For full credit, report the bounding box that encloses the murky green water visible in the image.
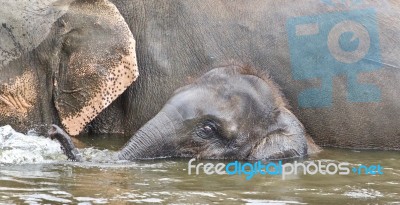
[0,127,399,204]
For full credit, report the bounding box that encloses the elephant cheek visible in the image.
[54,0,139,136]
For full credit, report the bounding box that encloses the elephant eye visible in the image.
[196,120,220,139]
[202,124,216,134]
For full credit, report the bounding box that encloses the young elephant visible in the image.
[50,65,319,161]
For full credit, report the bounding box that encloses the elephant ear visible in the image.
[249,108,310,159]
[54,0,138,135]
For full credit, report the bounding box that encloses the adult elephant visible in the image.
[0,0,139,135]
[105,0,400,150]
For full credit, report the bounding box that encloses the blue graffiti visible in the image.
[287,9,381,108]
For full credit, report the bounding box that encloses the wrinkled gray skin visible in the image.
[104,0,400,150]
[50,65,319,160]
[2,0,320,160]
[0,0,138,135]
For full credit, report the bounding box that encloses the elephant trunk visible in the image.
[117,110,178,160]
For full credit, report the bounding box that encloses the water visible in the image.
[0,126,399,204]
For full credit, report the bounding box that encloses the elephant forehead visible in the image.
[0,0,74,67]
[169,86,259,120]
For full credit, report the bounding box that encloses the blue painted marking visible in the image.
[287,9,381,108]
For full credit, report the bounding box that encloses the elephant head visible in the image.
[117,65,318,160]
[0,0,138,135]
[51,65,319,161]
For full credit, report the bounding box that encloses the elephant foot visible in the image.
[48,125,82,162]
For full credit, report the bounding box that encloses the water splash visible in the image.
[0,125,121,164]
[0,125,67,164]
